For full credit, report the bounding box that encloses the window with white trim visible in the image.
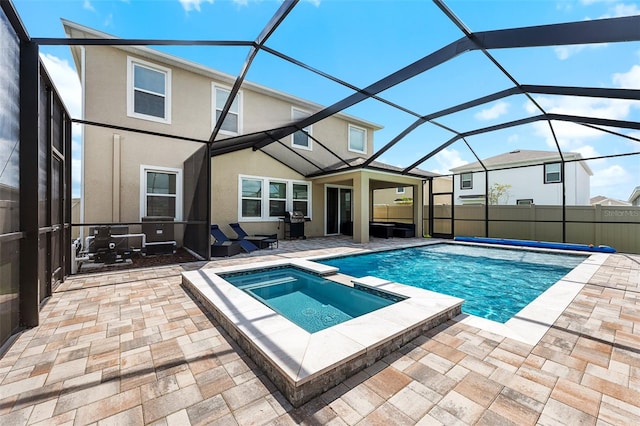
[140,166,182,220]
[127,57,171,123]
[396,187,405,194]
[292,183,309,216]
[291,107,312,150]
[213,85,241,135]
[460,173,473,189]
[241,178,262,218]
[348,124,366,154]
[544,163,562,183]
[269,181,287,217]
[239,175,311,220]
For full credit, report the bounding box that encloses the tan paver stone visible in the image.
[445,364,469,382]
[388,386,434,421]
[195,365,236,400]
[419,352,455,374]
[29,407,76,426]
[290,397,337,425]
[97,406,144,426]
[454,371,503,408]
[489,389,542,426]
[141,375,180,402]
[27,398,58,424]
[550,377,601,417]
[339,383,385,417]
[75,387,141,425]
[440,390,485,424]
[165,408,190,426]
[53,381,120,416]
[475,408,519,426]
[425,405,467,426]
[581,372,640,407]
[457,355,497,378]
[45,357,88,385]
[359,401,415,426]
[404,362,456,396]
[234,397,279,426]
[0,405,32,425]
[221,377,270,411]
[363,366,412,399]
[186,394,231,426]
[142,383,203,424]
[516,364,558,389]
[598,394,640,425]
[326,397,362,425]
[537,398,596,426]
[0,374,47,400]
[506,373,552,404]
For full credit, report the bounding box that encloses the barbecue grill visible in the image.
[283,211,306,239]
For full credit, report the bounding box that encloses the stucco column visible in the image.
[112,133,121,222]
[414,182,424,237]
[353,172,370,243]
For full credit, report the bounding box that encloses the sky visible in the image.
[12,0,640,201]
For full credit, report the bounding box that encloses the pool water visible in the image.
[221,267,404,333]
[320,244,586,323]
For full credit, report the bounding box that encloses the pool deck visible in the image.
[1,236,639,425]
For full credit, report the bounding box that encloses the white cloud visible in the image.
[599,2,640,17]
[612,64,640,89]
[507,134,519,143]
[40,54,82,119]
[83,0,95,12]
[179,0,214,12]
[591,163,632,188]
[474,101,509,121]
[432,148,467,174]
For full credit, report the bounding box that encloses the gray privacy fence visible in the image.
[373,204,640,254]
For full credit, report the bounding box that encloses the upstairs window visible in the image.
[544,163,562,183]
[396,187,405,194]
[460,173,473,189]
[128,57,171,123]
[291,108,312,150]
[213,85,242,135]
[348,124,366,154]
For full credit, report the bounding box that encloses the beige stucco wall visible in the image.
[81,43,379,244]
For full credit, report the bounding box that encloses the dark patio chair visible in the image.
[210,224,257,253]
[229,222,278,249]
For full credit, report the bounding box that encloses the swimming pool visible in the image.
[221,267,405,333]
[319,243,586,323]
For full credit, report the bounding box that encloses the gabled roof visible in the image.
[450,149,593,175]
[629,186,640,204]
[590,196,631,206]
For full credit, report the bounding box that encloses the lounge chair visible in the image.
[210,224,258,253]
[229,223,278,249]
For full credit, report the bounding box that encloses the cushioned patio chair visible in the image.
[229,222,278,249]
[210,224,258,253]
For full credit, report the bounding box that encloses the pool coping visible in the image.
[181,258,463,407]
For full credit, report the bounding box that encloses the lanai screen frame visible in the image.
[31,0,640,247]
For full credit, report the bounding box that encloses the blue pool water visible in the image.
[221,267,404,333]
[319,244,586,323]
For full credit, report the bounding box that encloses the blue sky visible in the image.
[13,0,640,201]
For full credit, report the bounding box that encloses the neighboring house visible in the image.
[64,20,431,245]
[590,195,631,207]
[450,149,593,206]
[373,176,454,206]
[629,186,640,207]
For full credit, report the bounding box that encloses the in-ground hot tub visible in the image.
[182,259,463,407]
[221,266,405,333]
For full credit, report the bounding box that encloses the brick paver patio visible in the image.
[0,237,638,425]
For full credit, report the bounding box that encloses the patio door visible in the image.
[325,186,352,235]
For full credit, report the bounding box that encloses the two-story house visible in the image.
[450,149,593,206]
[64,20,429,247]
